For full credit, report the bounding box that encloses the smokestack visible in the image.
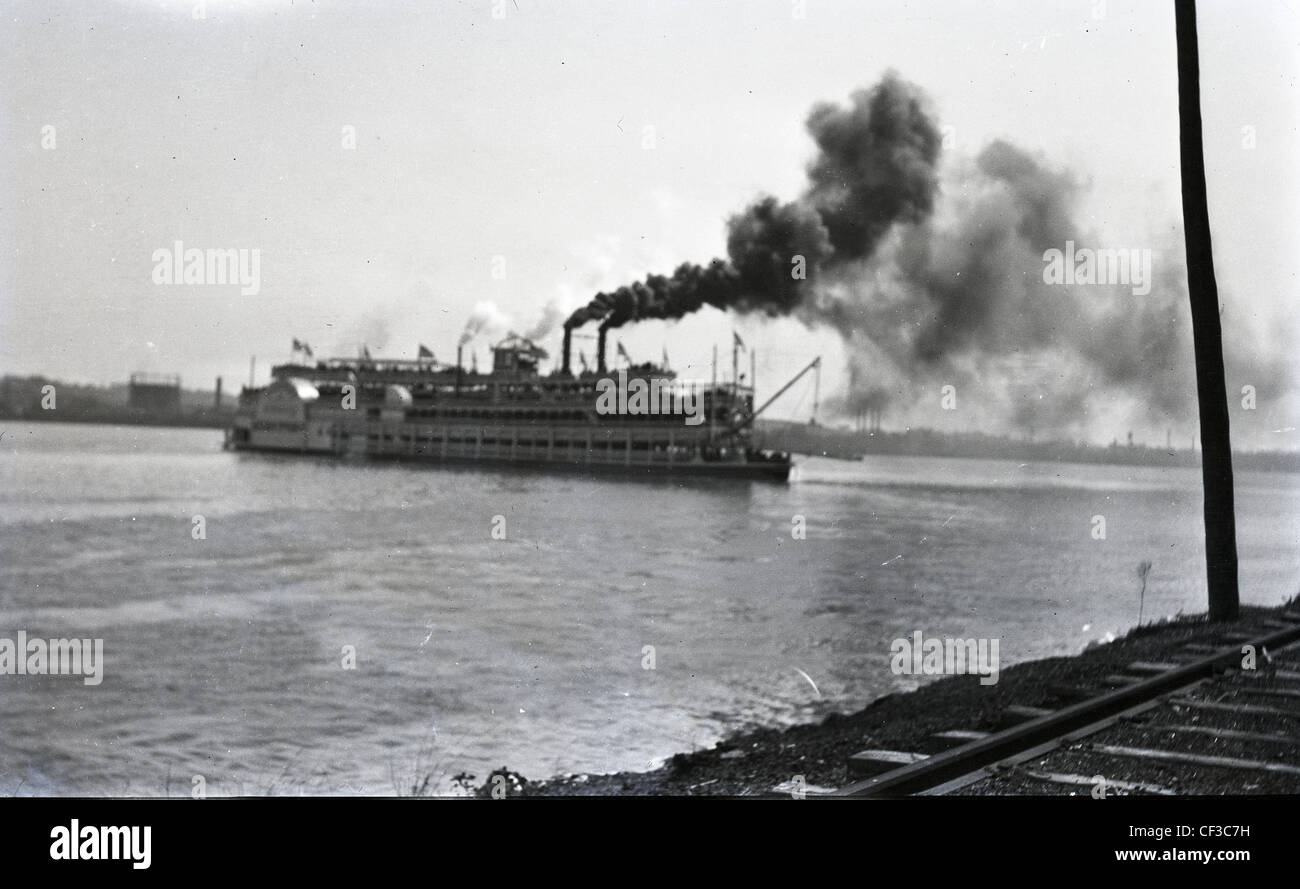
[597,327,608,375]
[214,376,222,409]
[562,327,572,375]
[456,344,463,394]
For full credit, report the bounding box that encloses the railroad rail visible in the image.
[827,611,1300,797]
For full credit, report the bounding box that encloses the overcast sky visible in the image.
[1,0,1295,444]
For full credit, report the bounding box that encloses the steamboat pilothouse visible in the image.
[226,326,819,482]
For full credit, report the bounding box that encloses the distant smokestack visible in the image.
[562,327,572,375]
[214,376,222,409]
[456,344,463,394]
[597,327,608,375]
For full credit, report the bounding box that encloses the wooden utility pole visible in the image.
[1175,0,1239,621]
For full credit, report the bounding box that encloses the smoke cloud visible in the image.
[817,139,1199,438]
[524,299,566,343]
[558,70,1286,441]
[459,300,512,347]
[564,71,942,335]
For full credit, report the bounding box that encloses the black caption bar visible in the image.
[1,796,1286,875]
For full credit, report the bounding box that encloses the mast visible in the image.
[710,343,717,443]
[729,356,821,432]
[732,336,739,395]
[811,359,820,425]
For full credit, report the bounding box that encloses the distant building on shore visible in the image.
[128,372,181,418]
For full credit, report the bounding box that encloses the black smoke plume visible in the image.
[563,71,942,336]
[560,71,1286,441]
[810,137,1208,439]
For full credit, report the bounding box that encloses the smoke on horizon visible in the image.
[546,71,1289,442]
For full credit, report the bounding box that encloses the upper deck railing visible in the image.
[267,359,755,405]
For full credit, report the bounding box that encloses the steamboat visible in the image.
[225,325,819,482]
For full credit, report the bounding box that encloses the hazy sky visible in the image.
[1,0,1296,444]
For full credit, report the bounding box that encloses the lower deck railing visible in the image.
[336,423,749,465]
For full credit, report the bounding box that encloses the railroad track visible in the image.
[828,611,1300,797]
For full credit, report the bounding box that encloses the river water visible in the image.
[0,422,1295,795]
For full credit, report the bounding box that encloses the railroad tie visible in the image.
[847,749,929,779]
[1089,743,1300,776]
[1169,697,1300,719]
[1144,723,1297,746]
[1228,667,1300,682]
[1238,686,1300,701]
[930,730,992,750]
[1125,661,1184,675]
[1017,768,1175,796]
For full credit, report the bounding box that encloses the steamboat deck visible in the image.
[226,334,799,482]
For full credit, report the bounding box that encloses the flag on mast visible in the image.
[617,341,632,364]
[417,344,434,360]
[733,330,746,351]
[662,346,669,369]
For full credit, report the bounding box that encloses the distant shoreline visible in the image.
[756,419,1300,474]
[3,412,1297,473]
[0,412,229,430]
